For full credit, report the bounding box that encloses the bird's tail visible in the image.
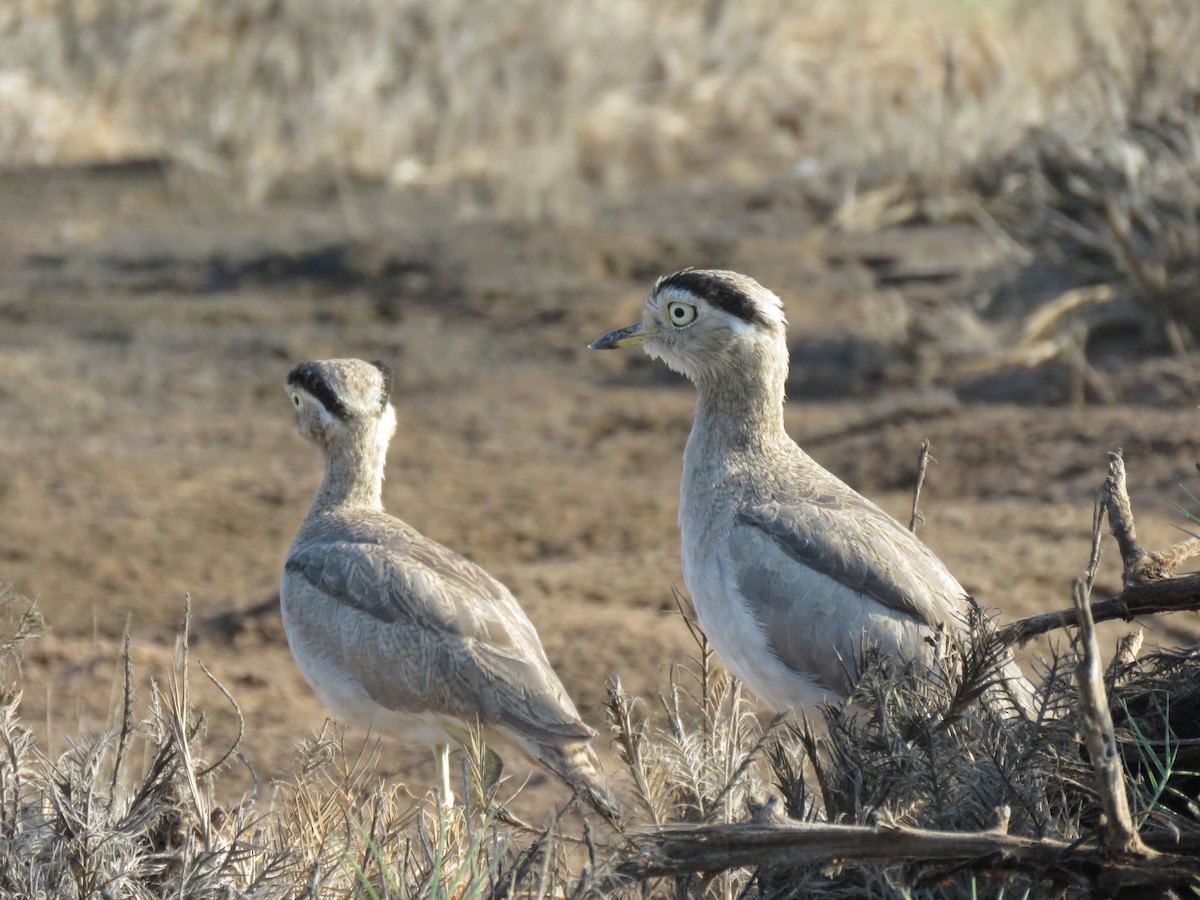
[536,740,623,827]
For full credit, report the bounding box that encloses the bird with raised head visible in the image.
[280,357,619,823]
[590,269,1035,719]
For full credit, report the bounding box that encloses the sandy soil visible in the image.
[1,162,1197,820]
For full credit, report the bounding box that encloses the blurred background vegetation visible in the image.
[5,0,1198,342]
[0,1,1189,208]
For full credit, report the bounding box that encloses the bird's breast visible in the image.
[685,546,835,713]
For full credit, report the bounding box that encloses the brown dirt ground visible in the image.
[1,162,1197,822]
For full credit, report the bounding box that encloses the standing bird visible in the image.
[280,358,618,822]
[590,269,1035,718]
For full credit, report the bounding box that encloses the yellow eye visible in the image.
[666,301,697,327]
[292,393,304,409]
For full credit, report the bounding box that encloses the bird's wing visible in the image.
[728,480,1036,715]
[284,536,594,745]
[722,513,937,695]
[734,489,968,630]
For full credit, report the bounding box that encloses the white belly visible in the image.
[281,600,456,745]
[682,542,836,714]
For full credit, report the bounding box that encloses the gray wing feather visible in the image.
[735,493,968,628]
[730,490,1035,714]
[723,520,935,695]
[285,536,594,745]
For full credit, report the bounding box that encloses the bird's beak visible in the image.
[588,322,653,350]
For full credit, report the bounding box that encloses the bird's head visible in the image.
[284,358,396,457]
[588,269,788,385]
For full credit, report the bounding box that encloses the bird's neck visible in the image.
[311,430,388,512]
[691,357,789,457]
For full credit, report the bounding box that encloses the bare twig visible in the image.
[195,660,245,778]
[1105,630,1144,684]
[1103,451,1149,582]
[1103,450,1200,584]
[1104,200,1169,296]
[670,587,712,703]
[998,573,1200,647]
[998,452,1200,646]
[1072,578,1154,859]
[1086,487,1105,589]
[909,439,932,533]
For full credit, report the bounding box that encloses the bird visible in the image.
[589,269,1036,719]
[280,357,619,822]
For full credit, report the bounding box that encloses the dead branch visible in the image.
[1017,284,1117,345]
[1104,450,1147,580]
[1068,494,1149,859]
[998,451,1200,647]
[1072,579,1154,859]
[1103,450,1200,584]
[997,572,1200,648]
[611,821,1198,889]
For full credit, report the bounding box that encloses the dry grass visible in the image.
[6,0,1200,350]
[0,1,1150,211]
[0,590,587,898]
[9,0,1198,353]
[966,0,1200,347]
[2,479,1198,900]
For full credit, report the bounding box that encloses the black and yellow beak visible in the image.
[588,322,654,350]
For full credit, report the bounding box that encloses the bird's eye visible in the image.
[292,393,304,409]
[667,302,697,327]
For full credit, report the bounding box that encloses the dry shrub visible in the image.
[970,0,1200,345]
[0,589,579,898]
[795,2,1200,397]
[604,596,781,833]
[0,1,1077,213]
[599,610,1200,897]
[0,558,1197,897]
[4,0,1199,252]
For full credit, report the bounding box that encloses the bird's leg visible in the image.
[434,743,455,809]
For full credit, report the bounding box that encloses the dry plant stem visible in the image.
[614,822,1197,887]
[999,451,1200,647]
[1104,201,1169,296]
[909,439,932,534]
[671,587,712,704]
[1105,629,1144,683]
[998,573,1200,647]
[1017,285,1117,345]
[1072,579,1154,859]
[1149,535,1200,575]
[1105,450,1200,583]
[167,594,210,851]
[1104,451,1147,580]
[699,712,788,826]
[605,680,661,827]
[195,659,245,778]
[107,632,133,805]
